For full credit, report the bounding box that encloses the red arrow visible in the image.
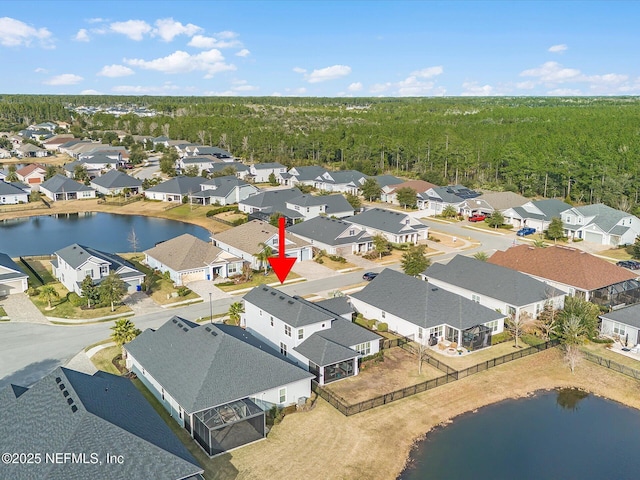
[267,217,297,283]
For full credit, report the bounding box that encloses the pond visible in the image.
[399,389,640,480]
[0,212,211,256]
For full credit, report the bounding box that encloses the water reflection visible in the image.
[556,388,589,411]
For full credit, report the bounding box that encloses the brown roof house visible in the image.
[488,245,640,308]
[212,220,313,270]
[16,163,47,189]
[144,234,244,285]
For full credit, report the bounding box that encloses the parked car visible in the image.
[468,214,486,222]
[616,260,640,270]
[362,272,379,281]
[516,227,537,236]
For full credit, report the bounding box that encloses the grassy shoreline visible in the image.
[213,348,640,480]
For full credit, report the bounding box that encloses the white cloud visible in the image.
[548,44,568,53]
[370,82,391,94]
[87,18,106,24]
[112,83,180,94]
[125,49,235,77]
[548,88,582,95]
[520,61,581,83]
[75,29,90,42]
[216,31,237,39]
[34,67,48,74]
[80,89,102,95]
[236,49,250,57]
[411,66,444,78]
[98,64,134,77]
[348,82,363,92]
[307,65,351,83]
[188,35,216,48]
[153,18,202,42]
[0,17,52,47]
[110,20,152,41]
[44,74,83,86]
[461,81,495,96]
[293,67,307,74]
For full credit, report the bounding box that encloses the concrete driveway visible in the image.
[1,293,50,324]
[186,280,232,301]
[291,259,340,281]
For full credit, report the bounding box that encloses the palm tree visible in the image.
[110,318,142,358]
[39,285,59,309]
[255,242,274,274]
[532,239,547,248]
[473,252,489,261]
[227,302,244,326]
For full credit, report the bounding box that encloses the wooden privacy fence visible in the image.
[314,338,560,416]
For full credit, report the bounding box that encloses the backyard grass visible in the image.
[217,270,302,292]
[90,345,123,376]
[23,258,56,284]
[325,347,444,404]
[315,257,357,271]
[596,247,633,261]
[580,342,640,370]
[429,339,530,370]
[160,204,231,234]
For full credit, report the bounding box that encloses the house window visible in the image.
[227,263,239,275]
[279,387,286,404]
[536,303,542,315]
[100,266,108,275]
[507,306,516,317]
[298,329,304,340]
[355,342,370,355]
[613,322,626,336]
[381,311,386,319]
[84,269,92,278]
[418,327,423,339]
[405,219,410,225]
[280,342,287,356]
[471,294,480,303]
[270,316,274,327]
[179,408,183,419]
[306,207,310,213]
[349,229,355,236]
[430,326,443,338]
[272,238,278,246]
[161,388,165,401]
[285,325,291,337]
[82,191,92,197]
[485,320,499,333]
[259,310,262,316]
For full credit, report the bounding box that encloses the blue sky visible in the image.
[1,1,638,97]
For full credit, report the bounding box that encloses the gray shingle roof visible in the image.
[144,176,204,195]
[424,255,566,306]
[55,244,139,273]
[241,187,302,209]
[428,185,480,203]
[314,296,355,317]
[41,174,95,194]
[0,181,27,196]
[90,170,142,189]
[0,253,28,280]
[513,199,572,221]
[573,203,630,233]
[318,170,366,185]
[208,161,248,174]
[287,216,371,246]
[213,220,309,256]
[253,162,286,170]
[346,207,427,235]
[323,194,354,215]
[600,303,640,329]
[194,176,248,199]
[350,268,504,329]
[294,335,359,366]
[373,175,404,188]
[125,318,312,413]
[0,367,203,480]
[289,166,327,181]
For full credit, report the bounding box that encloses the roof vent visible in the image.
[67,398,74,405]
[211,331,217,336]
[55,377,61,383]
[279,295,285,300]
[270,291,276,295]
[71,405,78,413]
[431,288,438,291]
[288,300,294,305]
[172,318,178,324]
[183,327,189,332]
[58,383,65,390]
[205,326,211,332]
[63,390,69,397]
[178,323,183,328]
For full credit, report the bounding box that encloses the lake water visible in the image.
[0,212,211,256]
[399,389,640,480]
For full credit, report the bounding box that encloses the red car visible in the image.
[468,214,486,222]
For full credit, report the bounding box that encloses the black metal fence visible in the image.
[315,338,560,416]
[380,335,412,350]
[582,350,640,381]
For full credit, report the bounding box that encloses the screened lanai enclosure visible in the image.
[192,398,265,456]
[461,324,492,350]
[590,279,640,309]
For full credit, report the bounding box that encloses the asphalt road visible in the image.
[0,218,514,390]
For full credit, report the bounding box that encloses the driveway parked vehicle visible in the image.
[362,272,378,281]
[516,227,537,236]
[468,214,486,222]
[616,260,640,270]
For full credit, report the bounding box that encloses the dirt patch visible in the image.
[326,347,443,404]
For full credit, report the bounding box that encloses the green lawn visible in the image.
[0,305,7,317]
[595,247,633,261]
[90,345,122,375]
[218,270,302,292]
[580,342,640,370]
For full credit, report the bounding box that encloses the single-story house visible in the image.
[0,253,28,295]
[189,146,233,160]
[345,207,429,244]
[125,317,313,456]
[314,170,367,195]
[143,176,205,202]
[15,143,48,158]
[212,220,313,269]
[42,134,75,151]
[502,199,572,232]
[599,304,640,346]
[0,366,204,480]
[249,163,287,183]
[458,191,529,218]
[144,234,244,285]
[0,181,29,204]
[380,180,437,205]
[90,169,143,196]
[51,243,145,294]
[350,268,506,350]
[40,174,96,202]
[189,176,258,206]
[0,148,11,159]
[418,185,481,215]
[280,166,328,186]
[178,155,217,174]
[287,216,373,255]
[238,187,305,224]
[206,161,250,178]
[243,285,380,385]
[285,193,354,221]
[488,245,640,308]
[560,203,640,246]
[15,163,47,189]
[423,254,566,320]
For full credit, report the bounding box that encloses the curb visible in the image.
[47,311,135,324]
[462,225,507,236]
[86,342,117,359]
[229,277,307,295]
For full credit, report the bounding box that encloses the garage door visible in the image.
[180,271,206,284]
[300,248,311,261]
[0,285,9,296]
[585,231,603,244]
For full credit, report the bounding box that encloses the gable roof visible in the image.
[512,199,571,221]
[0,181,28,196]
[346,207,427,235]
[0,253,28,281]
[318,170,366,185]
[208,161,248,174]
[241,187,302,208]
[40,174,95,193]
[144,176,204,195]
[16,163,46,177]
[314,296,355,317]
[424,255,566,306]
[385,179,437,194]
[287,216,370,246]
[193,146,232,157]
[476,191,529,210]
[213,220,309,255]
[294,333,360,366]
[252,162,286,170]
[144,234,227,271]
[0,367,203,480]
[488,245,637,290]
[90,169,142,189]
[289,166,327,181]
[197,175,250,198]
[350,268,504,329]
[125,318,312,413]
[427,185,481,203]
[600,303,640,329]
[372,174,405,188]
[571,203,632,233]
[287,193,353,214]
[55,244,139,274]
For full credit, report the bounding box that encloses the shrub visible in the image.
[231,217,247,226]
[205,205,241,217]
[328,254,347,263]
[491,331,512,345]
[589,336,614,344]
[27,286,40,297]
[362,251,378,260]
[177,287,191,297]
[68,292,85,307]
[390,243,410,251]
[377,322,388,332]
[572,238,584,243]
[315,258,324,264]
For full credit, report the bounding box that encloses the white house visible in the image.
[39,174,96,202]
[418,185,481,215]
[560,203,640,246]
[287,216,373,255]
[423,255,566,321]
[51,244,144,294]
[0,253,28,295]
[125,317,313,456]
[0,181,29,204]
[143,176,205,202]
[599,304,640,347]
[280,166,327,186]
[243,285,380,385]
[380,180,436,205]
[314,170,367,194]
[90,169,142,196]
[502,199,572,232]
[249,163,287,183]
[285,193,354,221]
[346,207,429,244]
[189,176,259,206]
